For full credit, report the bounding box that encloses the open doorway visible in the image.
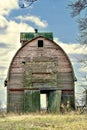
[40,94,47,111]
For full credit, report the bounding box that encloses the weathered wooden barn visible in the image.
[6,31,76,113]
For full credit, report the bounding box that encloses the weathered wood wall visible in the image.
[7,35,75,112]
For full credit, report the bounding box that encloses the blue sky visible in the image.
[0,0,87,107]
[11,0,79,43]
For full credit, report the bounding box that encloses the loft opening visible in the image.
[38,40,43,47]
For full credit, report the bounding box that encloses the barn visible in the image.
[6,30,76,113]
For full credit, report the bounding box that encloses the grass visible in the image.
[0,112,87,130]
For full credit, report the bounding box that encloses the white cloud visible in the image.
[0,20,34,47]
[54,38,87,82]
[0,16,8,28]
[0,19,35,87]
[16,15,48,28]
[79,66,87,73]
[0,0,48,89]
[0,0,19,15]
[54,38,87,55]
[0,87,7,108]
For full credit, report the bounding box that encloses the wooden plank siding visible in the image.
[48,90,62,113]
[7,34,76,113]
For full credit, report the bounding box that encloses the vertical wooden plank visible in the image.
[24,90,40,112]
[32,90,40,112]
[48,90,61,113]
[8,91,24,113]
[24,90,33,112]
[24,64,32,88]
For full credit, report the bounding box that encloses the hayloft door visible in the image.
[48,90,61,113]
[24,90,40,112]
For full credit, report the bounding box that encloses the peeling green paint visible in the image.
[24,90,40,112]
[20,32,53,42]
[48,90,61,113]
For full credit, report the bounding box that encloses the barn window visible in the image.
[38,40,43,47]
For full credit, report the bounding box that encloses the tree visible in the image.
[69,0,87,44]
[69,0,87,75]
[69,1,87,107]
[19,0,38,8]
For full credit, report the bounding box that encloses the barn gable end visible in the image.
[6,31,76,113]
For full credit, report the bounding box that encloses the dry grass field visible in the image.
[0,112,87,130]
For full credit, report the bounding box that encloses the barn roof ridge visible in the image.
[20,32,53,43]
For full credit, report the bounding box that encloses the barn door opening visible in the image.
[40,94,47,111]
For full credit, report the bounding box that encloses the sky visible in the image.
[0,0,87,107]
